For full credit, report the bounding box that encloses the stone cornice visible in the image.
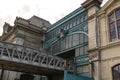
[100,40,120,50]
[88,40,120,52]
[98,0,114,13]
[82,0,102,9]
[14,17,46,33]
[0,27,17,41]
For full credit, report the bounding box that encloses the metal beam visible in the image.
[0,41,66,73]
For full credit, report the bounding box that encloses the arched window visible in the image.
[108,8,120,41]
[112,64,120,80]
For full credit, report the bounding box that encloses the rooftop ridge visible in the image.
[28,15,51,23]
[47,6,85,31]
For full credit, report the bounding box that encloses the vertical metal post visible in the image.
[0,68,4,80]
[64,70,67,80]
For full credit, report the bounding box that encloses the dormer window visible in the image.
[108,8,120,41]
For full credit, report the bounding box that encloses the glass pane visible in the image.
[80,34,84,44]
[113,68,117,80]
[80,47,83,55]
[75,48,80,57]
[60,40,62,51]
[68,35,72,48]
[63,38,65,50]
[66,36,69,49]
[66,24,69,30]
[117,20,120,27]
[109,13,114,23]
[117,20,120,38]
[60,39,65,51]
[119,65,120,73]
[116,9,120,19]
[73,34,79,46]
[113,66,120,80]
[109,23,117,41]
[81,16,84,22]
[84,46,88,54]
[84,35,88,42]
[69,22,73,28]
[77,18,80,24]
[73,20,76,26]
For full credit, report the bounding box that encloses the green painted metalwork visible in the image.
[45,6,89,66]
[64,70,94,80]
[45,8,87,41]
[55,42,88,55]
[45,31,88,51]
[75,54,89,66]
[47,7,86,32]
[46,33,88,55]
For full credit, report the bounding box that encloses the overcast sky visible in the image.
[0,0,108,35]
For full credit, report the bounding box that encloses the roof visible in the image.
[47,7,86,32]
[28,15,51,28]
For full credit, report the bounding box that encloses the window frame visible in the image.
[112,64,120,80]
[108,8,120,42]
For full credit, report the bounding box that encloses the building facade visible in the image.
[44,6,90,77]
[82,0,120,80]
[0,15,51,80]
[0,0,120,80]
[0,15,51,50]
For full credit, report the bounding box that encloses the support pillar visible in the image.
[47,75,52,80]
[0,68,4,80]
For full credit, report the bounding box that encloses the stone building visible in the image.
[0,15,51,50]
[82,0,120,80]
[0,0,120,80]
[0,15,51,80]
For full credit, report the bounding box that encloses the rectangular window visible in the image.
[117,20,120,38]
[109,22,117,41]
[113,65,120,80]
[108,9,120,42]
